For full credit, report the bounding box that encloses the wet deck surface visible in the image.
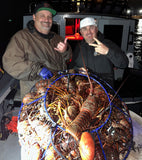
[0,133,21,160]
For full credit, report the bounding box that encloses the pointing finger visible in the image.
[89,43,98,47]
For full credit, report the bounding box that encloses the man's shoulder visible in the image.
[13,28,32,38]
[14,28,28,35]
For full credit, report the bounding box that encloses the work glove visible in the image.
[39,67,53,79]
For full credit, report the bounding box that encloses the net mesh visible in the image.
[18,71,133,160]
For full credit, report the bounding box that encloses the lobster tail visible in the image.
[66,94,96,141]
[79,132,95,160]
[66,110,91,141]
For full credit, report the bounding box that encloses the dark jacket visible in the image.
[69,32,128,87]
[2,20,72,98]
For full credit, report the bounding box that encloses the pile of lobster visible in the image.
[17,70,133,160]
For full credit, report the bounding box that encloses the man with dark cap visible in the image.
[69,17,128,88]
[2,1,72,99]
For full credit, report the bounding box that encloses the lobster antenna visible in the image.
[108,74,129,106]
[79,44,93,95]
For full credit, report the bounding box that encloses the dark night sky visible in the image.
[0,0,34,41]
[0,0,142,43]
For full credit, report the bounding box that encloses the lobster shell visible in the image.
[79,132,95,160]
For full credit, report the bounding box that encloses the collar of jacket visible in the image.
[27,20,54,40]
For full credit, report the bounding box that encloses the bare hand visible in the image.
[54,38,68,53]
[89,37,109,55]
[79,67,88,74]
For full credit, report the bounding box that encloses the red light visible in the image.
[65,18,83,40]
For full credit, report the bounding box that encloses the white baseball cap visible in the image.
[80,17,97,29]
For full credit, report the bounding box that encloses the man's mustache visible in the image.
[42,22,50,25]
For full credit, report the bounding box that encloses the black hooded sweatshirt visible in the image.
[69,32,128,87]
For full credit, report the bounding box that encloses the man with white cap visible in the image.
[69,17,128,87]
[2,1,72,99]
